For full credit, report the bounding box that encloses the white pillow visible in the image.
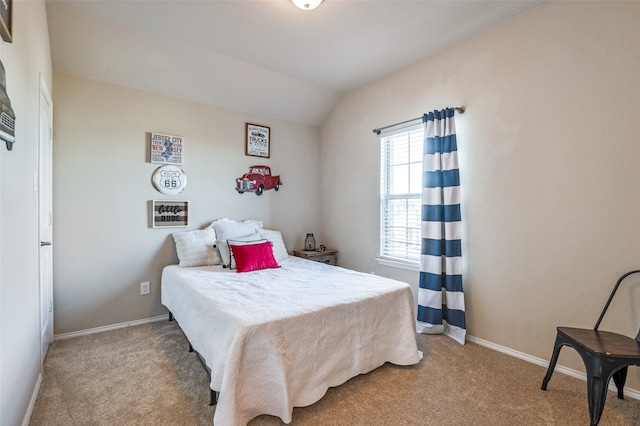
[216,233,263,268]
[208,218,263,230]
[213,220,261,242]
[172,228,221,267]
[207,218,233,229]
[259,229,288,262]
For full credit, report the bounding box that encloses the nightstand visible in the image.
[292,249,337,266]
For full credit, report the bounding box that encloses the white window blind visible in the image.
[380,122,423,264]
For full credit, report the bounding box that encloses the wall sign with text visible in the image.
[152,165,187,195]
[151,132,183,165]
[245,123,270,158]
[152,200,189,228]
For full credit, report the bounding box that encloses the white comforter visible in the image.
[161,256,422,426]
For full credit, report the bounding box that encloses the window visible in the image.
[379,122,423,265]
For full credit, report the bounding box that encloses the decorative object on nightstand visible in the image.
[293,249,337,266]
[304,233,316,251]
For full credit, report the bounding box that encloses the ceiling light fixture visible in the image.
[291,0,324,11]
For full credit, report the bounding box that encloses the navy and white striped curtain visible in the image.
[416,108,466,345]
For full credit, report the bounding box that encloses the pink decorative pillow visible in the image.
[229,241,279,272]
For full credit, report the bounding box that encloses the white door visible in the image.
[38,76,53,365]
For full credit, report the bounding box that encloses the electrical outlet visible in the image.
[140,281,150,295]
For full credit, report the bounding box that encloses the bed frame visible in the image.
[169,311,218,405]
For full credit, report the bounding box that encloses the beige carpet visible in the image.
[29,320,640,425]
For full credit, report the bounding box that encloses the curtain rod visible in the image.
[372,106,465,135]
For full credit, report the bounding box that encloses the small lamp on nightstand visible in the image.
[304,233,316,251]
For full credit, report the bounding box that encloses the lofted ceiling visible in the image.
[46,0,543,127]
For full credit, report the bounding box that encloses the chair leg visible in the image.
[612,367,628,400]
[585,356,628,426]
[541,334,565,390]
[542,334,609,425]
[586,368,610,426]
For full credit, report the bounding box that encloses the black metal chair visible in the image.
[541,270,640,426]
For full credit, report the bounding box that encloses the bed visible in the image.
[161,222,422,426]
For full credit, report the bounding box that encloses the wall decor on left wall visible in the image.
[0,0,11,43]
[0,59,15,150]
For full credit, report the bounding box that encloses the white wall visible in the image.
[52,73,321,334]
[321,1,640,388]
[0,1,52,425]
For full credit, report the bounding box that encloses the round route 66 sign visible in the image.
[152,165,187,195]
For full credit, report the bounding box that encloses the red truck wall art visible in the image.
[235,166,282,196]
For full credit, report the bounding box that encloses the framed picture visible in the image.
[0,0,11,43]
[152,200,189,228]
[150,132,183,165]
[245,123,270,158]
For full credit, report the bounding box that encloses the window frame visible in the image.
[378,121,423,269]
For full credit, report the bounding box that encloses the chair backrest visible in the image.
[593,270,640,339]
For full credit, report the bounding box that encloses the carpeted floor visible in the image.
[29,320,640,425]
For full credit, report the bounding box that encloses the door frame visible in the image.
[38,74,53,366]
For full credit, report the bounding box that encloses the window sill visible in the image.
[375,257,420,272]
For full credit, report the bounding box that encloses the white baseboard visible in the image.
[467,334,640,400]
[54,314,170,341]
[23,373,42,426]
